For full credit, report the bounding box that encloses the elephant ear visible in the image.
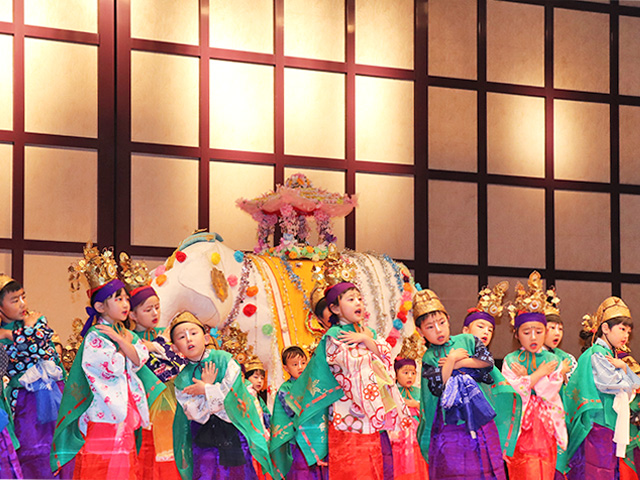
[177,244,234,324]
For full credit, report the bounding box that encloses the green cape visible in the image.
[49,326,165,473]
[557,342,620,473]
[285,324,376,466]
[417,334,522,459]
[398,384,421,421]
[270,378,296,476]
[172,349,277,480]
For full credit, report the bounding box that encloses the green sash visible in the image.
[398,384,421,421]
[50,326,165,472]
[285,324,373,465]
[417,334,522,459]
[270,378,296,476]
[558,342,617,473]
[173,349,277,480]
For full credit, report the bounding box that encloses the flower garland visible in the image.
[384,257,416,348]
[222,256,254,329]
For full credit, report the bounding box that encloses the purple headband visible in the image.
[394,357,416,371]
[514,312,546,330]
[130,285,157,311]
[81,279,126,337]
[464,311,495,328]
[325,282,357,306]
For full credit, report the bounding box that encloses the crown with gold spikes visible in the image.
[476,281,509,318]
[219,323,261,371]
[413,289,447,320]
[0,274,15,292]
[397,332,427,361]
[311,244,357,293]
[507,271,546,326]
[68,242,119,292]
[582,296,631,335]
[544,286,561,316]
[118,252,152,292]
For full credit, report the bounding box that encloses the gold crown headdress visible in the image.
[544,286,561,317]
[413,289,447,320]
[118,252,151,292]
[507,271,546,325]
[582,296,631,335]
[0,274,15,292]
[311,244,357,293]
[219,323,264,372]
[475,281,509,318]
[68,242,119,292]
[397,332,427,361]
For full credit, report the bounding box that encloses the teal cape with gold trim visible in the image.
[557,342,621,473]
[172,348,278,480]
[49,326,165,473]
[285,324,375,466]
[417,334,522,460]
[270,378,296,476]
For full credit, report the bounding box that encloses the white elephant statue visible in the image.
[151,231,417,396]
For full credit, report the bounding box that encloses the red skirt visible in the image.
[73,390,141,480]
[328,425,385,480]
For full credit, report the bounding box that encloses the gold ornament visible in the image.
[544,286,561,317]
[475,281,509,319]
[118,252,152,292]
[219,323,260,371]
[397,332,426,361]
[211,267,229,302]
[507,271,546,326]
[412,289,447,320]
[68,242,119,292]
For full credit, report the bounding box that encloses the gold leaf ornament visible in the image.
[211,267,229,302]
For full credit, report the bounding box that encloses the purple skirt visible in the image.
[190,422,258,480]
[0,426,23,479]
[287,442,328,480]
[566,424,619,480]
[428,409,506,480]
[13,381,74,479]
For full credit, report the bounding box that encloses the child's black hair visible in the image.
[580,316,633,352]
[281,345,307,365]
[545,313,563,325]
[0,280,22,304]
[245,368,266,380]
[314,298,328,320]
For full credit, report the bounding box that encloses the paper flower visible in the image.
[227,275,238,287]
[246,286,258,297]
[243,304,257,316]
[234,250,244,263]
[211,252,221,265]
[155,274,167,286]
[175,251,187,263]
[262,324,273,336]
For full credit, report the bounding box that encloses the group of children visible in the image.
[0,242,639,480]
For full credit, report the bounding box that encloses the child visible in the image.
[414,288,508,480]
[391,333,429,480]
[461,282,508,348]
[502,273,567,480]
[310,287,332,331]
[120,253,184,480]
[170,312,274,480]
[542,287,577,384]
[51,244,157,480]
[271,345,327,479]
[560,296,640,479]
[287,276,411,480]
[0,343,23,479]
[0,274,69,479]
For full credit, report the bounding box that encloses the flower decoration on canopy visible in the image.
[236,173,357,257]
